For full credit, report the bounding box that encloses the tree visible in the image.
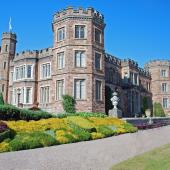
[141,96,149,114]
[153,102,166,117]
[0,92,4,105]
[62,95,75,113]
[105,86,113,114]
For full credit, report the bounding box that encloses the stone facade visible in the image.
[145,60,170,115]
[0,7,152,116]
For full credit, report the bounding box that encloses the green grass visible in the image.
[111,143,170,170]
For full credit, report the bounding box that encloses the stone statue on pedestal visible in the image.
[109,91,122,118]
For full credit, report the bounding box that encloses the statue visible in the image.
[109,91,122,118]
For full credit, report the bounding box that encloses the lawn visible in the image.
[112,143,170,170]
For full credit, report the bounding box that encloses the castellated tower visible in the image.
[0,32,17,102]
[52,7,106,112]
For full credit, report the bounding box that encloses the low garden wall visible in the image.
[123,117,170,126]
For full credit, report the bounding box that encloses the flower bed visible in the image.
[0,116,137,153]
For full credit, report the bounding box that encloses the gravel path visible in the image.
[1,126,170,170]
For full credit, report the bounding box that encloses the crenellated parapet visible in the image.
[38,47,53,58]
[14,50,38,61]
[145,59,170,69]
[2,32,17,41]
[53,6,104,24]
[105,53,121,66]
[138,67,151,78]
[121,58,151,78]
[121,58,138,68]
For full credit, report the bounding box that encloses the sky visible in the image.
[0,0,170,67]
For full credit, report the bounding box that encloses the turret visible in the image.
[0,32,17,102]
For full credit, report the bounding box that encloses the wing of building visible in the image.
[0,7,153,117]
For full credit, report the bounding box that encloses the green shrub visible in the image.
[123,123,138,133]
[69,123,91,141]
[141,96,149,114]
[62,95,75,113]
[153,103,166,117]
[97,126,114,137]
[0,104,55,121]
[56,112,106,118]
[9,131,57,151]
[0,129,15,142]
[0,92,4,105]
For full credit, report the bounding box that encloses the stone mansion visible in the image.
[0,7,169,116]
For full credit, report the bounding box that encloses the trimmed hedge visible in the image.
[0,104,55,121]
[56,112,106,118]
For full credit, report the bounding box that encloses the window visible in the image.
[57,52,65,69]
[15,65,33,80]
[161,70,168,77]
[75,25,85,39]
[163,98,168,108]
[95,52,101,70]
[3,62,6,69]
[95,28,101,43]
[108,69,114,83]
[27,65,32,78]
[5,45,8,52]
[96,80,102,101]
[75,51,85,67]
[20,66,26,79]
[74,79,86,100]
[56,80,64,100]
[40,86,50,103]
[134,73,138,85]
[147,82,150,91]
[9,91,13,104]
[26,87,31,104]
[2,84,4,92]
[41,63,51,79]
[57,27,65,41]
[10,72,13,85]
[162,83,168,92]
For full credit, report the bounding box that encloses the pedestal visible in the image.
[109,108,122,118]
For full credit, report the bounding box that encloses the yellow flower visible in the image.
[91,132,104,140]
[0,141,10,153]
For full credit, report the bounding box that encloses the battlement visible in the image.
[38,47,53,58]
[15,50,38,60]
[145,59,170,68]
[53,6,104,23]
[138,67,151,78]
[122,59,151,78]
[105,53,121,66]
[2,32,17,41]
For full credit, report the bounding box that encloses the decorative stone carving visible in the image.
[109,91,122,118]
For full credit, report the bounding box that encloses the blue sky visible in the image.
[0,0,170,67]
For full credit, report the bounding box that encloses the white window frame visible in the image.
[95,52,102,70]
[40,62,51,79]
[40,86,50,104]
[56,79,65,101]
[25,87,33,104]
[161,69,168,77]
[57,27,66,41]
[162,83,168,93]
[75,25,86,39]
[57,52,65,69]
[95,79,102,101]
[75,50,86,68]
[163,98,169,109]
[73,79,86,100]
